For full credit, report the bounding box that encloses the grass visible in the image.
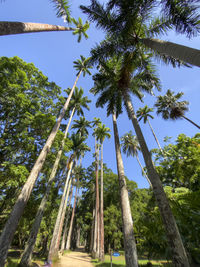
[92,254,172,267]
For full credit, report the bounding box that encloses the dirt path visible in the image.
[54,249,94,267]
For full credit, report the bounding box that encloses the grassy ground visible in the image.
[92,254,172,267]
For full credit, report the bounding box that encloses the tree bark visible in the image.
[140,37,200,68]
[60,183,74,252]
[19,109,75,266]
[48,161,74,260]
[0,21,74,36]
[0,72,81,266]
[147,118,163,153]
[182,115,200,130]
[99,143,105,262]
[135,154,152,187]
[112,112,138,267]
[123,91,190,267]
[65,178,79,250]
[89,184,95,253]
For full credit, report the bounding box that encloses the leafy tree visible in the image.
[71,117,92,137]
[155,89,200,130]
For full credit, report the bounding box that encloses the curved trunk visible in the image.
[112,113,138,267]
[135,154,152,188]
[60,183,74,252]
[147,119,163,153]
[0,21,74,36]
[19,108,75,266]
[140,37,200,67]
[0,72,81,266]
[48,161,74,260]
[181,115,200,130]
[66,178,79,250]
[123,91,190,267]
[99,143,104,262]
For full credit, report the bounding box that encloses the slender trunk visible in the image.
[181,115,200,129]
[0,72,81,266]
[48,161,74,260]
[135,154,152,187]
[112,112,138,267]
[90,184,95,253]
[66,178,79,250]
[76,227,81,248]
[99,143,104,262]
[95,145,100,258]
[123,91,190,266]
[140,37,200,67]
[147,119,163,153]
[60,183,74,252]
[19,109,75,266]
[0,21,74,36]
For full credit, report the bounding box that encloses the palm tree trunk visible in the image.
[19,108,75,266]
[65,178,79,250]
[140,37,200,67]
[99,143,104,262]
[181,115,200,129]
[147,118,164,153]
[122,90,190,267]
[60,183,74,252]
[0,72,81,266]
[112,112,138,267]
[0,21,74,36]
[135,154,152,187]
[90,184,95,253]
[48,161,74,260]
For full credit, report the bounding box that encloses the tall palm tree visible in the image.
[95,124,111,261]
[136,105,163,153]
[0,55,92,266]
[91,54,189,266]
[48,133,90,260]
[155,89,200,130]
[120,131,151,187]
[81,0,200,67]
[19,87,90,266]
[91,61,138,267]
[71,117,92,137]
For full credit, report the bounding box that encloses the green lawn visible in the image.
[92,254,172,267]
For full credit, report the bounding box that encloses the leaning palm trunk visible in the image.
[135,154,152,188]
[99,143,104,262]
[123,91,190,267]
[0,21,74,36]
[19,109,75,266]
[112,112,138,267]
[48,160,74,260]
[65,178,79,250]
[140,37,200,68]
[0,71,81,266]
[181,115,200,130]
[60,183,74,252]
[147,118,163,154]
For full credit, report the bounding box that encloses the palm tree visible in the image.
[0,55,92,266]
[136,105,163,153]
[155,89,200,130]
[71,117,92,137]
[81,0,200,67]
[91,54,189,266]
[120,131,151,187]
[95,124,111,261]
[19,87,90,266]
[48,133,90,260]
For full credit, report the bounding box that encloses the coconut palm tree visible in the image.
[120,131,151,187]
[48,133,90,260]
[95,124,111,261]
[136,105,163,153]
[155,89,200,130]
[81,0,200,67]
[19,87,90,266]
[71,117,92,137]
[91,54,189,266]
[0,55,92,266]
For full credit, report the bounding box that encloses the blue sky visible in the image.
[1,0,199,188]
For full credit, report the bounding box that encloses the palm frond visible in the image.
[50,0,71,23]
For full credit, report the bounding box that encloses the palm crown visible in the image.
[71,117,92,136]
[120,131,140,157]
[136,105,154,123]
[94,124,111,144]
[73,55,92,77]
